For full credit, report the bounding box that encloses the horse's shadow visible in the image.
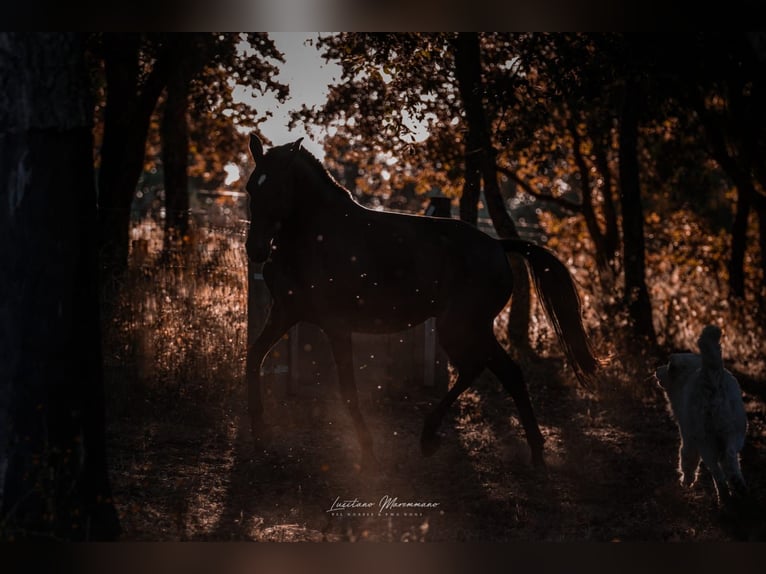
[203,372,554,541]
[204,396,351,541]
[201,357,636,541]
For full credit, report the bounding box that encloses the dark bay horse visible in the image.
[245,134,600,469]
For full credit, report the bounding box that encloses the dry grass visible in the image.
[103,216,249,418]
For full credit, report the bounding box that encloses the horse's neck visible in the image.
[292,166,357,216]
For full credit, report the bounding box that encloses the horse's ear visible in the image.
[249,134,264,161]
[289,137,304,153]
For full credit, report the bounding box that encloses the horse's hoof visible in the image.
[420,431,442,457]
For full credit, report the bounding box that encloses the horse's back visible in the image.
[272,205,513,332]
[368,210,508,274]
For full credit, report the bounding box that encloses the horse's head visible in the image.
[245,134,304,263]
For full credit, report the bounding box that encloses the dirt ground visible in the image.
[106,346,766,542]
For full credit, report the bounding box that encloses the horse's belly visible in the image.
[305,290,439,335]
[349,310,435,334]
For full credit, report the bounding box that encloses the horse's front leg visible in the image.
[247,301,296,439]
[327,330,379,471]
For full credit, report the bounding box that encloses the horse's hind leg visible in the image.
[421,363,483,457]
[327,330,378,470]
[487,341,545,467]
[247,301,296,438]
[421,317,486,457]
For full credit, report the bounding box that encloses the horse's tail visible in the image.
[502,239,603,389]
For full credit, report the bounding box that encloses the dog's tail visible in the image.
[697,324,724,374]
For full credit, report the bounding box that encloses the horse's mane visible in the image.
[295,147,354,200]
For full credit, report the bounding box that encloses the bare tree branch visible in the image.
[495,163,582,212]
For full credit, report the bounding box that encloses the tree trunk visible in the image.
[159,34,209,254]
[161,70,191,248]
[459,151,480,226]
[97,34,141,279]
[618,80,658,351]
[453,32,530,351]
[736,188,766,301]
[592,132,620,266]
[481,151,519,238]
[570,117,611,273]
[696,103,760,300]
[0,33,121,541]
[98,33,169,280]
[753,174,766,300]
[479,152,531,349]
[758,202,766,300]
[729,191,751,298]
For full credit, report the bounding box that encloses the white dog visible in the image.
[655,325,748,503]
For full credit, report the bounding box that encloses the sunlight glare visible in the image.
[400,109,431,143]
[224,164,240,186]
